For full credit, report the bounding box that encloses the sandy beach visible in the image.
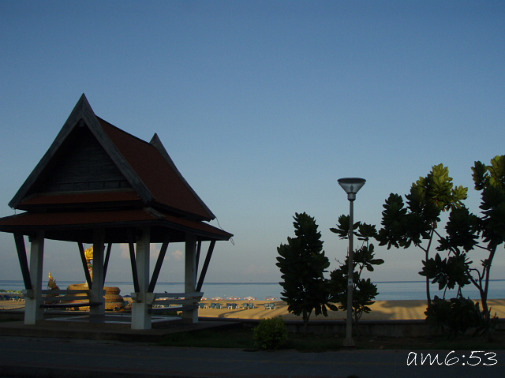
[198,299,505,321]
[3,298,505,321]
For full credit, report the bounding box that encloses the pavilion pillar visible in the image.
[24,231,44,325]
[183,233,198,323]
[90,229,105,319]
[131,227,151,330]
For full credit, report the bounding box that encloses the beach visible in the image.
[198,298,505,321]
[3,298,505,321]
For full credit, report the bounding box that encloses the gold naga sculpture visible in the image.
[44,272,61,305]
[47,272,60,290]
[84,246,94,278]
[65,245,126,311]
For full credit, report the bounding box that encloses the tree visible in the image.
[329,215,383,328]
[276,212,335,332]
[434,155,505,321]
[376,164,467,305]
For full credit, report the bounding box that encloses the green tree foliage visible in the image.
[376,164,467,304]
[378,156,505,328]
[328,215,383,328]
[276,212,335,332]
[419,250,470,296]
[435,155,505,321]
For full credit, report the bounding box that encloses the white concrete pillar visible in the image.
[183,233,198,323]
[131,227,151,330]
[90,229,105,318]
[24,231,44,325]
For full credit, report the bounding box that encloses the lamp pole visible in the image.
[338,177,366,347]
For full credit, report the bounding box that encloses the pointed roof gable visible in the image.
[10,94,215,221]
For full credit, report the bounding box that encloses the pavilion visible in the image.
[0,94,232,329]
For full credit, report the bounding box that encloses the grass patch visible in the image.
[159,326,255,349]
[159,323,505,351]
[285,333,342,352]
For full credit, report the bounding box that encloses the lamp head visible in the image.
[338,177,366,201]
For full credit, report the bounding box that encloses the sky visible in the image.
[1,1,504,288]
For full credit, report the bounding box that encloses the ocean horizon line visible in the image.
[1,279,505,285]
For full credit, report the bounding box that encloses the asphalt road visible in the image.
[0,335,503,378]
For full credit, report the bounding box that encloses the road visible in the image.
[0,336,503,377]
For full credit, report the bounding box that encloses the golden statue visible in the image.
[84,246,94,278]
[46,272,60,304]
[66,245,125,311]
[47,272,60,290]
[84,246,94,261]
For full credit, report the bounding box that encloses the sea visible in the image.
[1,279,504,301]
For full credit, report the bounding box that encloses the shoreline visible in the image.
[2,298,505,321]
[198,299,505,321]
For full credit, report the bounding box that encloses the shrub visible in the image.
[253,317,288,350]
[425,296,492,336]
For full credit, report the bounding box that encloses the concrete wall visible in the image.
[234,318,505,337]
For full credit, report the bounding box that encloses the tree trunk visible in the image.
[302,309,309,334]
[425,250,431,306]
[481,248,496,322]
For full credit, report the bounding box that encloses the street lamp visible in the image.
[338,177,366,347]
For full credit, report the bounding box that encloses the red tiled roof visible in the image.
[0,209,153,227]
[0,208,232,243]
[98,117,215,221]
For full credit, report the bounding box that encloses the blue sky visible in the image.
[1,1,504,288]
